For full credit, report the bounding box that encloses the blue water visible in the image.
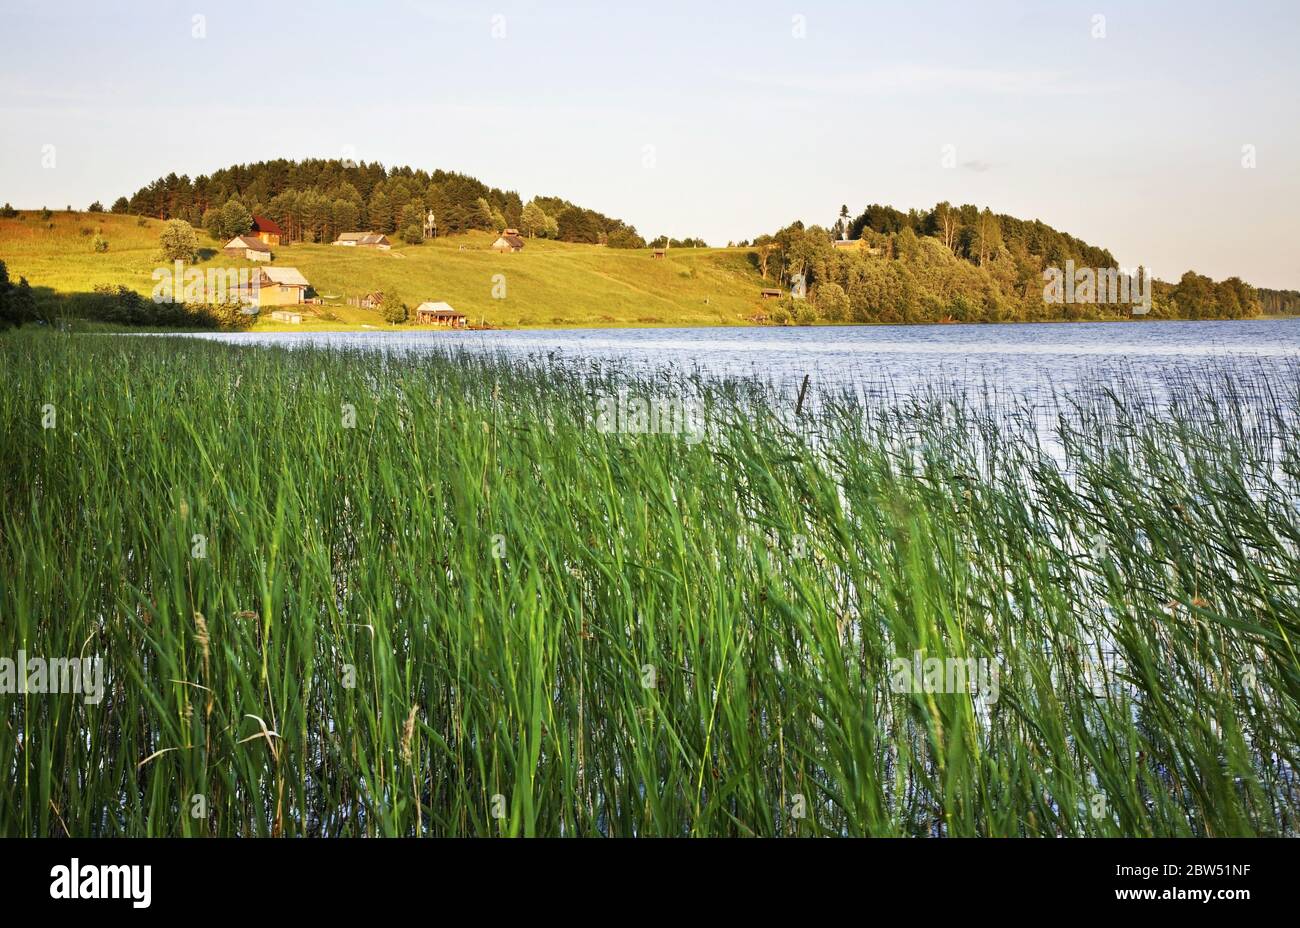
[188,318,1300,400]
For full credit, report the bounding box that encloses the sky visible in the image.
[2,0,1298,288]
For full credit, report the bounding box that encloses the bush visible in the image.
[158,219,199,262]
[88,201,104,213]
[815,282,849,322]
[39,207,52,221]
[795,306,818,326]
[380,293,408,324]
[92,234,109,253]
[400,224,423,245]
[0,203,16,219]
[771,308,790,325]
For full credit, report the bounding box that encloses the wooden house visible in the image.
[759,288,782,299]
[222,235,271,262]
[250,215,283,246]
[414,301,467,327]
[256,267,310,306]
[334,231,392,250]
[651,248,666,258]
[491,232,525,253]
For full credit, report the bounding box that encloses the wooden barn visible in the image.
[222,235,271,261]
[334,231,391,250]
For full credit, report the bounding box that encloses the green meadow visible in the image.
[1,330,1296,836]
[0,211,768,329]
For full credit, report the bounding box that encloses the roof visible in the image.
[336,231,389,244]
[495,234,525,248]
[415,301,463,315]
[261,267,310,287]
[225,235,270,252]
[251,215,283,235]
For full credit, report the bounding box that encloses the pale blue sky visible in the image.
[2,0,1297,287]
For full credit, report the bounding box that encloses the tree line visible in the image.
[743,204,1269,324]
[116,159,648,247]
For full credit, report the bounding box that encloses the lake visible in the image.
[189,318,1300,406]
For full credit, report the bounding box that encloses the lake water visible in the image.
[190,318,1300,405]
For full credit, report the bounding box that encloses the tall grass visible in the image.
[1,330,1297,836]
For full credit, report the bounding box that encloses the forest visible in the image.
[742,202,1269,324]
[115,159,649,248]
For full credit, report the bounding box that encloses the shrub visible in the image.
[380,293,408,324]
[39,207,52,221]
[795,306,818,326]
[0,203,17,218]
[88,201,104,213]
[400,224,423,245]
[92,234,109,253]
[158,219,199,262]
[771,308,790,325]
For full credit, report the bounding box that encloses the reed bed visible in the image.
[1,330,1297,836]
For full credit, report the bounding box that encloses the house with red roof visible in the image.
[250,215,283,247]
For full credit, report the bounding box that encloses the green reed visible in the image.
[0,330,1296,836]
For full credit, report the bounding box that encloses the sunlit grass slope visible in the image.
[0,211,769,328]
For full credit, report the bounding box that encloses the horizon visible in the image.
[2,0,1298,289]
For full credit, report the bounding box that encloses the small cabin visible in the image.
[651,248,666,259]
[250,215,283,246]
[359,290,383,310]
[223,235,271,262]
[491,232,525,253]
[414,301,467,327]
[759,288,782,299]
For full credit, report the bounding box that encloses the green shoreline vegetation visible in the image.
[1,330,1296,836]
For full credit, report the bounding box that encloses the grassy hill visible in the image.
[0,211,771,329]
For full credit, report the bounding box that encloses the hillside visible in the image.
[0,211,768,329]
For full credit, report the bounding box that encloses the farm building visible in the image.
[334,231,392,250]
[269,310,303,324]
[222,235,271,261]
[491,231,525,253]
[414,302,467,327]
[357,291,383,310]
[651,248,666,258]
[250,215,283,246]
[256,267,310,306]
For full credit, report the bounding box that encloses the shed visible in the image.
[759,288,782,299]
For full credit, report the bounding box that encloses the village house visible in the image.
[357,290,383,310]
[491,229,525,253]
[334,231,392,250]
[414,301,467,327]
[222,235,272,262]
[250,215,283,247]
[256,267,310,306]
